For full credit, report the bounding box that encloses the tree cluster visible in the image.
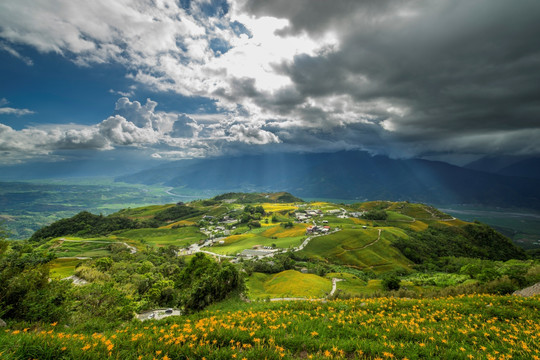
[29,211,144,242]
[361,210,388,221]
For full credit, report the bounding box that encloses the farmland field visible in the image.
[298,228,413,273]
[115,227,206,247]
[1,294,538,359]
[49,258,86,279]
[246,270,332,299]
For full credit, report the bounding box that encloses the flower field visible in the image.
[1,294,539,359]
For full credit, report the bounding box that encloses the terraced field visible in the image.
[40,237,116,258]
[298,228,413,273]
[114,226,205,247]
[49,258,86,279]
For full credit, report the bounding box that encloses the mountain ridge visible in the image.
[117,150,540,210]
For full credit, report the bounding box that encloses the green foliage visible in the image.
[281,221,294,229]
[70,282,135,326]
[29,211,142,242]
[0,240,68,322]
[248,220,261,229]
[382,273,401,291]
[153,204,201,222]
[393,223,527,264]
[3,295,538,359]
[179,253,243,312]
[362,209,388,220]
[243,253,295,275]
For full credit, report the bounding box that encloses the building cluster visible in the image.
[295,209,322,222]
[306,225,331,235]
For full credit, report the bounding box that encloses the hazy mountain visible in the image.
[0,157,163,180]
[497,158,540,179]
[117,151,540,210]
[464,155,528,174]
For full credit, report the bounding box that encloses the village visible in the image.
[177,205,366,261]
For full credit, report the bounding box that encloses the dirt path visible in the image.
[335,229,382,257]
[330,278,344,296]
[357,229,382,250]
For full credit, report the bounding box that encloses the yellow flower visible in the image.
[311,331,318,337]
[323,350,331,357]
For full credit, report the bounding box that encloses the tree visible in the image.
[382,274,401,291]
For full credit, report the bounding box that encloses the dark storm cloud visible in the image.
[241,0,540,157]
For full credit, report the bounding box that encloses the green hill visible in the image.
[6,192,536,314]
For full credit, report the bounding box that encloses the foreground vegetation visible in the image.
[1,192,540,359]
[1,295,539,359]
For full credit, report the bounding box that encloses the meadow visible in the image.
[298,228,413,273]
[1,294,538,359]
[246,270,332,299]
[114,227,206,248]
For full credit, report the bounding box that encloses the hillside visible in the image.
[116,150,540,210]
[1,192,539,359]
[1,295,539,360]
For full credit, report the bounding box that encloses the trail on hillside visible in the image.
[334,229,382,257]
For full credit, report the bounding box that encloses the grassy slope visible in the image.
[246,270,332,299]
[210,225,308,255]
[49,258,87,279]
[2,295,538,360]
[38,237,116,258]
[115,227,205,247]
[298,228,413,273]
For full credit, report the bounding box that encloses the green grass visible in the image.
[49,258,86,279]
[116,204,175,219]
[210,234,305,255]
[208,226,307,255]
[299,228,412,273]
[246,270,332,299]
[386,211,414,222]
[41,237,114,258]
[3,295,538,359]
[405,272,470,287]
[115,226,205,247]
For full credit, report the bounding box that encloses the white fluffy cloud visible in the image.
[0,97,281,163]
[0,98,35,116]
[1,0,540,161]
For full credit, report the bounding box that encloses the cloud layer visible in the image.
[0,97,280,163]
[1,0,540,162]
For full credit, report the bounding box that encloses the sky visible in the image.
[1,0,540,168]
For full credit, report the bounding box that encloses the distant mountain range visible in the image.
[117,151,540,210]
[465,156,540,179]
